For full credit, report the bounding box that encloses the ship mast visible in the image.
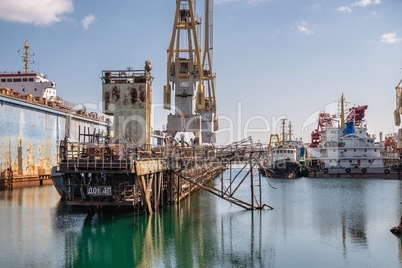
[288,121,292,142]
[281,119,286,144]
[23,40,30,74]
[340,93,345,128]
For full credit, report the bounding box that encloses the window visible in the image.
[29,78,34,82]
[1,79,5,82]
[365,149,367,152]
[13,78,21,82]
[7,79,12,82]
[354,149,356,152]
[349,160,352,163]
[23,78,28,82]
[179,62,189,74]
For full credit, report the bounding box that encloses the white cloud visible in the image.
[380,32,401,44]
[352,0,381,7]
[297,22,314,35]
[82,14,95,30]
[336,6,352,13]
[0,0,73,26]
[308,3,321,10]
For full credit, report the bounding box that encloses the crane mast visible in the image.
[200,0,218,144]
[164,0,217,145]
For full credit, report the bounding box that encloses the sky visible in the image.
[0,0,401,145]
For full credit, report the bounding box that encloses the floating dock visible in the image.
[53,134,273,214]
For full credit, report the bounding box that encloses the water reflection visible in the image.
[310,179,369,254]
[2,176,402,267]
[57,184,276,267]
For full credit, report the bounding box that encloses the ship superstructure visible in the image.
[0,41,57,100]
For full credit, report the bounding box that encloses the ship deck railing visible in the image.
[60,142,135,172]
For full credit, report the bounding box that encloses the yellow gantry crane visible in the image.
[164,0,218,145]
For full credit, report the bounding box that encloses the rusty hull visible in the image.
[0,94,108,188]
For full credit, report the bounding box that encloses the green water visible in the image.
[1,172,402,267]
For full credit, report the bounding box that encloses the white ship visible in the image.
[307,94,399,177]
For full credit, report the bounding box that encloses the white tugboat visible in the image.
[260,120,309,178]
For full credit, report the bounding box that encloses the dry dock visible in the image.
[52,136,272,214]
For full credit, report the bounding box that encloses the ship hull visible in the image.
[308,167,402,179]
[0,94,108,189]
[259,160,309,179]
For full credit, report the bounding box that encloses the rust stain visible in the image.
[122,94,128,106]
[130,87,138,105]
[112,86,120,103]
[26,143,35,175]
[18,138,22,175]
[139,85,146,103]
[104,91,110,110]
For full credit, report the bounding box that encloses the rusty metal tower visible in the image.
[164,0,218,145]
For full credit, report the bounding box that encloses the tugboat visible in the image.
[260,120,309,178]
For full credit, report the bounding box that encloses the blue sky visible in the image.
[0,0,401,145]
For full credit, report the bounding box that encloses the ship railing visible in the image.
[60,141,169,172]
[102,69,149,84]
[62,142,133,172]
[59,139,270,172]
